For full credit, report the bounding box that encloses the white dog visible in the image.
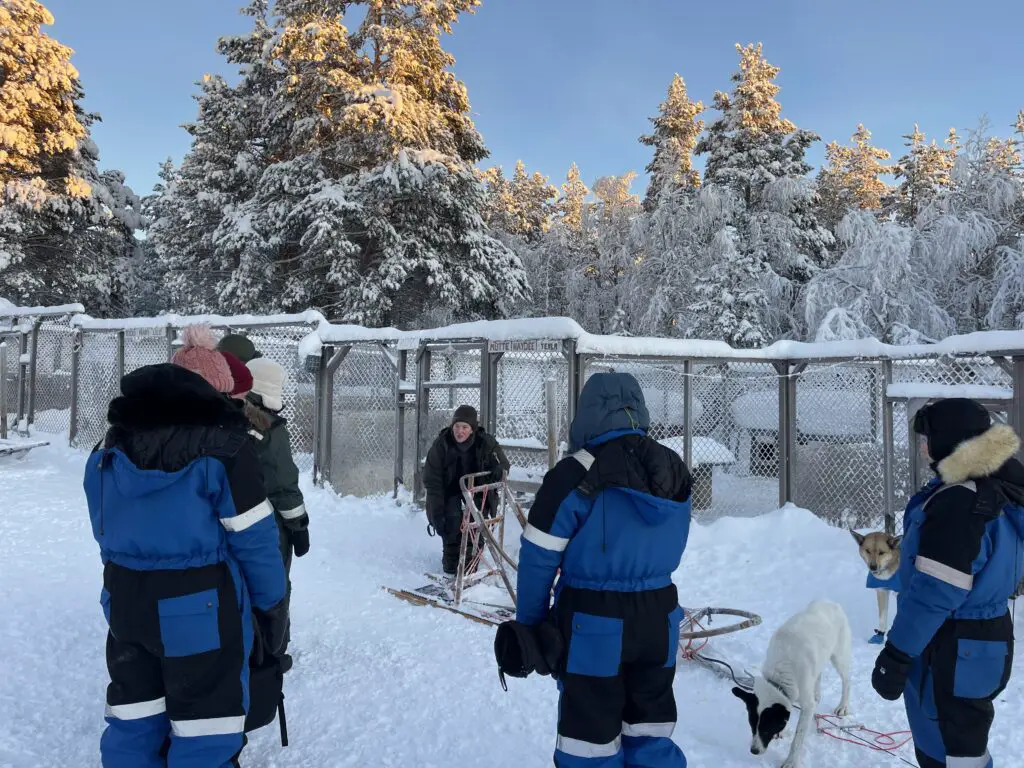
[732,600,851,768]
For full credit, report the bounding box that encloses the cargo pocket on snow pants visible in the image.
[566,613,623,678]
[158,589,221,658]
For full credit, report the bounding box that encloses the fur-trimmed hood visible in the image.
[243,399,282,433]
[107,363,246,432]
[937,423,1021,484]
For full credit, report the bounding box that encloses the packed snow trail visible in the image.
[1,441,1022,767]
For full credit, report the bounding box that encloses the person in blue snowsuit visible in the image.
[84,363,289,768]
[516,372,693,767]
[872,398,1024,768]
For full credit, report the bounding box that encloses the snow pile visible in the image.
[2,443,1022,766]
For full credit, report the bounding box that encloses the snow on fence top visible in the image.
[310,315,1024,362]
[70,310,326,331]
[0,301,85,320]
[886,382,1015,401]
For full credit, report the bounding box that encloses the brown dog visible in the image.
[850,530,902,644]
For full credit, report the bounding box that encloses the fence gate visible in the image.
[413,340,488,499]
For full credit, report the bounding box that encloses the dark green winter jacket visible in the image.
[244,400,308,546]
[423,426,510,520]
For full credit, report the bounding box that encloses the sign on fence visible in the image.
[487,339,562,354]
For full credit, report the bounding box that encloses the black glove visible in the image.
[428,509,446,539]
[872,643,912,701]
[292,529,310,558]
[254,601,290,658]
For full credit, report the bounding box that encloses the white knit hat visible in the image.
[246,358,286,413]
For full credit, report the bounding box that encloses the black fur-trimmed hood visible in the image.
[104,364,249,473]
[107,363,247,432]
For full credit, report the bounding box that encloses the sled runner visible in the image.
[385,471,522,626]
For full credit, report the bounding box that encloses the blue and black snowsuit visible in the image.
[517,373,692,768]
[877,400,1024,768]
[84,364,288,768]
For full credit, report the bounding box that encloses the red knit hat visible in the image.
[221,351,253,397]
[171,325,234,394]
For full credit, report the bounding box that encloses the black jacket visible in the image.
[423,426,510,518]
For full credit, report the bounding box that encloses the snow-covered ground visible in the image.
[2,440,1023,767]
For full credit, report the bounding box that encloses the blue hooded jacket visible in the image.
[888,423,1024,657]
[516,373,692,625]
[83,364,286,613]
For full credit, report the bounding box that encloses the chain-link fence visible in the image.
[321,343,399,497]
[792,363,883,528]
[7,304,1024,532]
[69,318,318,470]
[30,321,76,435]
[580,357,784,522]
[495,347,569,479]
[886,357,1015,531]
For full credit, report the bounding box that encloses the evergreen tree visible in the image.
[687,226,769,347]
[816,124,893,232]
[0,0,140,313]
[514,163,592,319]
[694,42,833,340]
[564,172,642,334]
[558,162,589,233]
[639,74,704,211]
[888,123,958,224]
[481,160,556,242]
[150,0,527,327]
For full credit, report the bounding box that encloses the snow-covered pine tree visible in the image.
[564,172,642,334]
[481,160,556,243]
[687,225,770,347]
[639,74,704,212]
[636,184,737,337]
[928,120,1024,332]
[804,211,950,343]
[694,43,833,341]
[888,123,958,224]
[515,163,592,318]
[816,124,893,233]
[150,0,527,327]
[0,0,140,313]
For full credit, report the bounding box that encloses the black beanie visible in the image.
[913,398,991,463]
[452,405,478,429]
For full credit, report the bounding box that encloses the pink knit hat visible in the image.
[172,325,234,394]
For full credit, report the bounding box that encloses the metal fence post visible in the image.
[68,329,82,446]
[315,345,348,489]
[0,340,7,440]
[394,348,408,496]
[26,319,41,427]
[683,359,694,469]
[1011,357,1024,456]
[312,346,329,486]
[485,349,501,437]
[15,328,28,433]
[881,360,895,534]
[775,361,799,508]
[414,344,432,500]
[165,325,176,361]
[116,330,126,380]
[546,377,558,468]
[566,341,581,427]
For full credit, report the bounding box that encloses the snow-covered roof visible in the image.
[576,329,1024,361]
[730,389,874,437]
[886,383,1014,401]
[309,316,1024,362]
[71,310,325,331]
[0,302,85,320]
[658,435,737,467]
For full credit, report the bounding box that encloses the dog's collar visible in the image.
[764,677,793,705]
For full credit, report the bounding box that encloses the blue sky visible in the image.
[48,0,1023,198]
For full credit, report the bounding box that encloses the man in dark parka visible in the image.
[423,405,510,575]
